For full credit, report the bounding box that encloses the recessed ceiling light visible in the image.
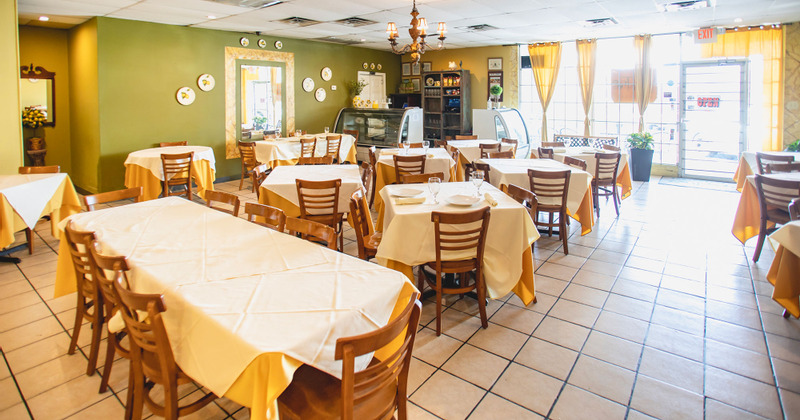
[207,15,217,19]
[360,38,366,42]
[38,16,49,21]
[734,17,742,23]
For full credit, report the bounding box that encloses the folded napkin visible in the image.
[484,193,498,207]
[382,149,400,156]
[396,196,426,205]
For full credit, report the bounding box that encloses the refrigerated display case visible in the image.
[473,108,532,158]
[334,107,423,161]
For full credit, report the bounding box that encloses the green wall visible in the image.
[90,17,401,192]
[0,0,22,174]
[68,19,99,192]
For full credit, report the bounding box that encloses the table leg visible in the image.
[0,244,27,264]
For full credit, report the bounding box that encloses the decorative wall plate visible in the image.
[302,77,315,92]
[370,63,376,70]
[320,67,332,81]
[176,87,196,105]
[377,64,382,70]
[258,39,267,48]
[315,87,326,102]
[362,62,368,69]
[240,37,249,47]
[197,74,215,91]
[274,40,283,49]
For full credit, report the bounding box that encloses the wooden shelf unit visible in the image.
[421,69,471,141]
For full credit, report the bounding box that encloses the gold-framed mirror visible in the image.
[20,64,56,127]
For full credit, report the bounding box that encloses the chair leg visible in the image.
[548,212,553,237]
[129,360,145,420]
[753,219,768,262]
[239,169,245,190]
[435,274,443,336]
[25,228,33,254]
[593,186,600,218]
[99,332,117,393]
[68,296,85,355]
[476,273,488,329]
[560,210,569,255]
[612,185,620,217]
[86,307,104,376]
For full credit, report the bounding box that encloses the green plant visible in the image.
[252,116,268,131]
[626,132,654,150]
[489,84,503,97]
[347,80,368,96]
[786,139,800,152]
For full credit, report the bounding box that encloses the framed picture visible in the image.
[411,62,421,76]
[402,62,411,76]
[422,61,432,73]
[488,57,503,71]
[488,71,503,101]
[411,78,421,92]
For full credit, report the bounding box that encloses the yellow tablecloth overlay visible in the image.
[124,159,216,201]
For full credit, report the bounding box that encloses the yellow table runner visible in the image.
[124,160,216,201]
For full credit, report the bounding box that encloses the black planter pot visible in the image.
[629,148,654,182]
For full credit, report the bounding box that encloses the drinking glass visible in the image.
[402,141,410,155]
[324,126,330,134]
[423,140,430,154]
[471,170,484,196]
[295,129,302,137]
[428,177,442,204]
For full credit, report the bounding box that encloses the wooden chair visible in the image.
[113,274,217,420]
[160,152,193,199]
[285,217,338,250]
[398,142,424,148]
[296,179,343,250]
[325,134,342,163]
[64,222,103,376]
[244,202,286,232]
[18,165,60,174]
[83,187,143,211]
[541,141,565,148]
[418,207,491,336]
[158,141,188,147]
[434,140,448,148]
[343,129,359,144]
[360,162,374,207]
[501,138,518,157]
[298,156,334,165]
[602,144,621,152]
[454,135,478,140]
[528,169,571,254]
[538,147,554,159]
[300,137,316,158]
[368,146,378,207]
[400,172,445,184]
[349,190,381,260]
[766,162,800,173]
[479,143,502,159]
[489,150,514,159]
[204,190,241,217]
[752,175,800,262]
[563,156,588,171]
[393,155,426,181]
[251,164,271,199]
[277,293,422,420]
[756,152,795,175]
[465,163,491,185]
[593,152,622,217]
[790,198,800,221]
[504,184,538,224]
[237,141,261,192]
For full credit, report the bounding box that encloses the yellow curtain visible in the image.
[576,39,597,136]
[241,67,260,125]
[528,42,562,142]
[701,27,783,151]
[634,35,653,133]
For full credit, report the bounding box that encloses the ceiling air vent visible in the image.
[659,0,709,12]
[581,17,618,27]
[335,17,378,27]
[210,0,282,8]
[278,16,321,27]
[316,36,365,45]
[463,24,498,32]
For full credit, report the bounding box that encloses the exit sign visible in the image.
[695,27,717,44]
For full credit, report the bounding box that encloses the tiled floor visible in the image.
[1,175,798,419]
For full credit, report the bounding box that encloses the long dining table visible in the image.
[52,197,415,419]
[252,133,357,168]
[124,145,216,201]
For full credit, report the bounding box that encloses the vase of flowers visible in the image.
[22,107,47,150]
[347,80,368,108]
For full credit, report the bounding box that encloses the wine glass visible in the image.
[423,140,430,154]
[402,141,410,155]
[324,126,330,134]
[471,170,484,196]
[428,177,442,204]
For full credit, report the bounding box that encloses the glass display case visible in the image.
[473,108,532,158]
[334,107,423,152]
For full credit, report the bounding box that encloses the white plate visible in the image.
[391,188,424,197]
[446,194,481,206]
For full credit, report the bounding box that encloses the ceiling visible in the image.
[17,0,800,51]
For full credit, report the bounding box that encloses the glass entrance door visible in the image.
[679,60,747,180]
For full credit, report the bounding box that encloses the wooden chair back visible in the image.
[296,178,341,221]
[541,141,565,148]
[501,138,518,157]
[447,146,460,164]
[766,162,800,174]
[465,163,491,184]
[18,165,59,174]
[244,202,286,232]
[252,164,271,199]
[434,140,448,148]
[602,144,621,152]
[393,154,426,180]
[298,156,334,165]
[398,142,424,148]
[160,152,193,199]
[300,137,316,158]
[454,135,478,140]
[83,187,142,211]
[89,243,130,324]
[368,146,378,168]
[479,143,502,159]
[237,141,260,191]
[756,152,795,175]
[361,162,374,206]
[348,189,377,260]
[563,156,587,171]
[790,198,800,221]
[326,134,342,161]
[285,217,338,250]
[64,222,98,302]
[527,169,570,210]
[754,175,800,216]
[204,190,241,216]
[343,129,359,143]
[431,207,491,272]
[401,172,445,184]
[595,152,621,182]
[505,184,538,219]
[489,150,514,159]
[538,147,554,159]
[158,141,187,147]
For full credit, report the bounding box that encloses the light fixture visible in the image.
[38,16,49,21]
[386,0,446,63]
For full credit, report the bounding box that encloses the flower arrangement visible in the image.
[626,132,654,150]
[22,106,47,129]
[347,80,368,97]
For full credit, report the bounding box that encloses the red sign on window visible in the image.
[696,97,720,108]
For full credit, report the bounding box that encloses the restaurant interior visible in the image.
[2,0,800,418]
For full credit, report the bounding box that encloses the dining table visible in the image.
[52,197,415,419]
[252,133,357,169]
[258,164,364,219]
[732,151,800,191]
[0,173,82,256]
[731,172,800,244]
[477,158,595,235]
[373,147,459,211]
[375,182,539,305]
[123,145,216,201]
[767,221,800,317]
[532,146,633,199]
[446,139,515,179]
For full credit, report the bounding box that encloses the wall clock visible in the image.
[176,87,196,105]
[315,87,326,102]
[258,39,267,48]
[240,37,249,47]
[302,77,315,92]
[320,67,332,81]
[197,74,215,92]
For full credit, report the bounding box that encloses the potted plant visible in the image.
[626,132,654,182]
[347,80,368,108]
[489,84,503,109]
[786,139,800,152]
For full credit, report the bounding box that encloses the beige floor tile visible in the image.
[766,333,800,366]
[407,358,436,394]
[780,389,800,420]
[550,384,627,420]
[491,363,562,416]
[705,366,782,419]
[5,332,72,375]
[774,358,800,395]
[706,318,767,355]
[630,375,704,420]
[532,316,590,351]
[582,330,642,371]
[705,339,774,384]
[603,293,654,321]
[624,255,665,273]
[488,304,543,335]
[567,355,634,404]
[660,275,706,298]
[0,377,24,411]
[0,281,34,300]
[645,324,704,362]
[438,309,484,342]
[442,344,509,389]
[409,370,485,419]
[610,279,658,302]
[761,311,800,340]
[654,288,705,316]
[589,249,628,264]
[545,253,587,269]
[705,398,768,420]
[466,323,528,360]
[0,316,64,352]
[65,395,124,419]
[412,327,463,367]
[0,303,53,333]
[406,402,439,419]
[638,347,704,395]
[571,269,616,291]
[707,284,758,309]
[15,353,89,399]
[468,393,542,419]
[26,373,108,420]
[650,305,705,336]
[560,283,609,308]
[548,299,600,328]
[618,266,662,287]
[0,291,42,316]
[526,292,556,314]
[581,260,624,277]
[626,409,659,420]
[532,275,569,296]
[662,263,705,282]
[514,337,577,380]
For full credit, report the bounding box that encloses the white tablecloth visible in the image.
[376,182,539,299]
[253,134,355,164]
[447,140,514,163]
[123,146,216,180]
[378,148,455,182]
[771,221,800,256]
[58,197,412,396]
[542,147,630,176]
[261,164,364,211]
[0,174,67,229]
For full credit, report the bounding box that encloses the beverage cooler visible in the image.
[334,107,423,161]
[472,108,532,158]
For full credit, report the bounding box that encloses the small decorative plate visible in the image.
[370,63,376,70]
[197,74,215,92]
[362,62,368,69]
[257,39,267,48]
[377,64,382,70]
[425,77,434,86]
[302,77,315,92]
[446,195,481,206]
[176,87,196,106]
[391,188,424,197]
[239,37,249,47]
[314,87,326,102]
[274,40,283,49]
[320,67,332,81]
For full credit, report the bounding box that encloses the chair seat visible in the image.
[766,208,791,224]
[536,203,564,212]
[364,232,382,252]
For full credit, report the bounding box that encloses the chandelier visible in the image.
[386,0,446,63]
